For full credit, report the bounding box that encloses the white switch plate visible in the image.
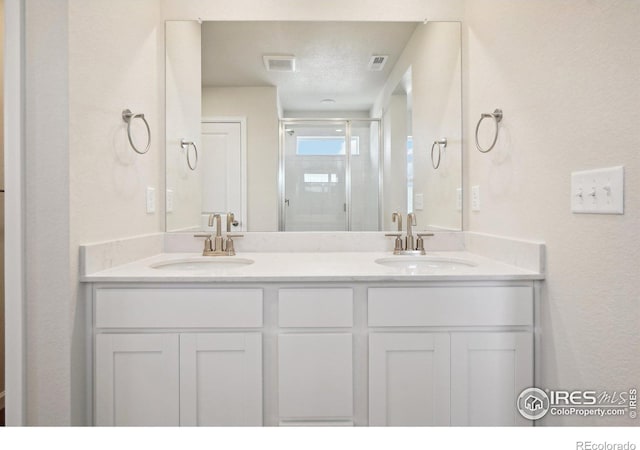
[414,193,424,211]
[146,187,156,214]
[166,189,174,213]
[571,166,624,214]
[471,185,480,211]
[456,188,462,212]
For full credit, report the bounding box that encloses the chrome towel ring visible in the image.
[431,138,447,170]
[475,108,503,153]
[122,109,151,154]
[181,139,198,171]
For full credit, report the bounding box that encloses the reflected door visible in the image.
[282,122,347,231]
[201,121,245,230]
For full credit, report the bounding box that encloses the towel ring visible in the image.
[431,138,447,170]
[122,109,151,154]
[475,108,503,153]
[181,139,198,171]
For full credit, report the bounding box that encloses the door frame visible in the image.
[201,116,248,231]
[4,0,26,425]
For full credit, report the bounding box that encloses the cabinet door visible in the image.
[369,333,450,426]
[95,333,180,426]
[278,333,353,421]
[451,332,533,426]
[180,333,262,426]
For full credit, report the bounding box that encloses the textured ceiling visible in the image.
[201,21,419,113]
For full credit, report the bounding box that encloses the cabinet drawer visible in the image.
[368,287,532,327]
[279,288,353,327]
[95,288,263,328]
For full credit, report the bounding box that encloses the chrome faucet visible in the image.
[385,211,433,255]
[194,212,243,256]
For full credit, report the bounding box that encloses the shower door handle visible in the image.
[285,199,290,206]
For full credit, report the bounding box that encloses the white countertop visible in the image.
[81,251,544,283]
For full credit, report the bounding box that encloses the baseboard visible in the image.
[0,391,5,410]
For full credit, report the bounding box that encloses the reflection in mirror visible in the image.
[165,21,461,232]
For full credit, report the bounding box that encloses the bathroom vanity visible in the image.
[81,233,544,427]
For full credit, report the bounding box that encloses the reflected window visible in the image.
[297,136,360,155]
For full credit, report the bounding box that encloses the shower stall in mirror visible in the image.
[279,119,382,231]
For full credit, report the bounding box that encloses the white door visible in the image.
[369,333,450,426]
[278,333,353,421]
[95,333,180,426]
[179,333,262,426]
[201,121,245,231]
[451,332,533,426]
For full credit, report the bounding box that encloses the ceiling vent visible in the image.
[263,55,296,72]
[367,55,389,71]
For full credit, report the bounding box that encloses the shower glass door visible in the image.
[279,119,380,231]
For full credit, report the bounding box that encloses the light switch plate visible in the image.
[146,187,156,214]
[571,166,624,214]
[471,185,480,211]
[414,193,424,211]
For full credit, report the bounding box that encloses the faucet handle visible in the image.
[415,233,433,255]
[226,234,244,238]
[385,233,404,253]
[194,233,213,254]
[224,234,243,256]
[417,233,434,237]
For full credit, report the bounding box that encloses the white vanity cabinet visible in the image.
[89,281,537,427]
[92,287,263,426]
[368,286,534,427]
[277,288,354,425]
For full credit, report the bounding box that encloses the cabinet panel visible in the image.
[180,333,262,426]
[278,333,353,419]
[95,333,180,426]
[95,288,263,328]
[451,332,533,426]
[369,333,450,426]
[368,287,533,327]
[279,288,353,328]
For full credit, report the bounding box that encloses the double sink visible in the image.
[151,255,477,273]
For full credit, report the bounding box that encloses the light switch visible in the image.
[166,189,174,213]
[146,187,156,214]
[471,185,480,211]
[414,193,424,211]
[571,166,624,214]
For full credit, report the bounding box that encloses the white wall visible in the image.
[24,0,163,425]
[463,0,640,425]
[165,21,202,232]
[374,22,462,231]
[202,87,279,231]
[382,95,408,229]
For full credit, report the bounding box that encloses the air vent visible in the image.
[263,55,296,72]
[367,55,388,71]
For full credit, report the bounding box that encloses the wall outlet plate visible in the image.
[166,189,174,213]
[414,193,424,211]
[571,166,624,214]
[471,185,480,211]
[146,187,156,214]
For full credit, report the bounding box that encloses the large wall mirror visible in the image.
[165,20,462,232]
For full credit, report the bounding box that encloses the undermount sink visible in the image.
[151,257,254,271]
[374,256,477,272]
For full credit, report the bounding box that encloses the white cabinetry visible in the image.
[277,288,354,424]
[93,288,263,426]
[180,333,262,426]
[368,287,533,427]
[451,332,532,426]
[95,333,180,426]
[369,333,450,426]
